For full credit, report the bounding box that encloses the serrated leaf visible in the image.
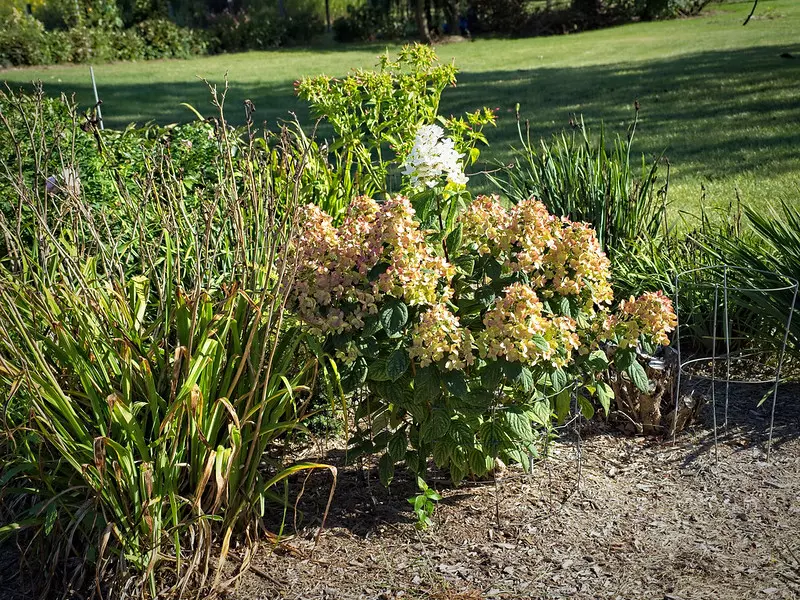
[443,371,468,399]
[479,420,507,455]
[485,257,502,281]
[432,439,451,468]
[379,453,395,487]
[405,450,421,474]
[531,400,552,426]
[503,407,534,442]
[475,286,496,307]
[414,365,441,402]
[503,361,534,392]
[421,409,451,443]
[367,357,391,382]
[615,348,637,370]
[596,380,614,415]
[577,395,595,420]
[480,360,504,389]
[586,349,609,371]
[379,298,408,337]
[450,462,465,485]
[342,356,368,390]
[446,224,463,256]
[550,367,568,392]
[627,360,651,393]
[371,410,390,435]
[454,255,474,276]
[386,348,410,381]
[388,429,408,461]
[559,295,572,317]
[554,388,571,424]
[531,335,550,352]
[469,449,495,476]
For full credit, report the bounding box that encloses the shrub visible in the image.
[136,18,207,59]
[207,6,323,54]
[113,27,148,61]
[287,190,677,486]
[43,28,74,62]
[0,10,51,67]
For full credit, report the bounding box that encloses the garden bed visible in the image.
[227,383,800,600]
[1,386,798,599]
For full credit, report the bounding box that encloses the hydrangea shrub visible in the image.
[286,193,676,485]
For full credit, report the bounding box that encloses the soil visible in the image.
[225,382,800,600]
[2,382,799,600]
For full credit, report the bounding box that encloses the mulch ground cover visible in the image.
[227,382,800,600]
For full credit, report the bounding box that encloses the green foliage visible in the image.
[492,111,667,259]
[206,5,322,54]
[0,10,52,67]
[697,201,800,356]
[0,88,334,594]
[296,45,494,216]
[407,477,442,530]
[136,18,207,59]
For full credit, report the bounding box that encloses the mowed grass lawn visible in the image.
[2,0,799,217]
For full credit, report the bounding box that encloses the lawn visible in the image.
[2,0,799,217]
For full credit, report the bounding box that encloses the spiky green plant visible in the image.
[0,86,336,597]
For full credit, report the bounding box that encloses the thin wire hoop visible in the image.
[672,265,799,460]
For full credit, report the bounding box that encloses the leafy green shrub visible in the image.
[113,27,148,61]
[207,6,323,54]
[288,190,676,486]
[0,10,51,67]
[34,0,82,30]
[136,18,207,59]
[43,28,75,62]
[297,45,494,216]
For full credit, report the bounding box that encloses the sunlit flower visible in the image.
[401,124,468,189]
[409,304,474,370]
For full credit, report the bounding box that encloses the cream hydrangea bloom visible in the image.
[401,124,468,189]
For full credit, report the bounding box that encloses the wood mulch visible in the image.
[226,382,800,600]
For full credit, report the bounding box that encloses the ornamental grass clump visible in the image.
[0,88,335,597]
[287,191,677,487]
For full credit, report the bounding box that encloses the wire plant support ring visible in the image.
[672,265,798,460]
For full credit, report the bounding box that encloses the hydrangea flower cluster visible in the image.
[477,283,580,367]
[614,290,678,347]
[460,196,613,309]
[288,196,453,334]
[409,304,474,370]
[401,124,468,189]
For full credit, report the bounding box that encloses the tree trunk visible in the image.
[325,0,331,31]
[415,0,432,43]
[445,0,460,36]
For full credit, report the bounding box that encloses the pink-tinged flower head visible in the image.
[616,290,677,347]
[409,304,474,370]
[477,283,578,367]
[287,196,453,335]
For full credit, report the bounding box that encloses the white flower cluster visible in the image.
[401,124,468,189]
